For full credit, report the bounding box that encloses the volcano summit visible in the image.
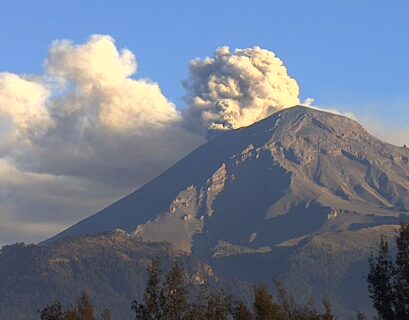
[51,106,409,247]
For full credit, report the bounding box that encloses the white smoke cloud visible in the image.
[47,35,136,87]
[15,35,201,184]
[0,35,204,245]
[0,73,53,152]
[183,46,300,135]
[45,35,181,132]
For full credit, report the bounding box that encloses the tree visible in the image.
[39,301,64,320]
[184,290,233,320]
[144,258,162,319]
[253,285,280,320]
[184,303,206,320]
[76,292,96,320]
[132,302,148,320]
[367,234,396,320]
[320,298,335,320]
[38,257,342,320]
[233,300,254,320]
[394,223,409,319]
[101,306,111,320]
[203,291,232,320]
[64,309,79,320]
[39,292,104,320]
[160,261,189,320]
[133,258,162,320]
[274,277,295,319]
[367,225,409,320]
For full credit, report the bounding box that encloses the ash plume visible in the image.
[183,46,300,136]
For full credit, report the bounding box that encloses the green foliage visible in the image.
[252,283,337,320]
[76,292,96,320]
[160,262,189,320]
[39,256,340,320]
[130,258,340,320]
[394,223,409,318]
[274,278,295,319]
[133,259,190,320]
[368,235,395,319]
[132,258,163,320]
[133,259,234,320]
[367,223,409,320]
[183,290,232,320]
[144,258,162,319]
[38,292,105,320]
[203,291,232,320]
[253,285,277,320]
[131,302,148,320]
[64,309,79,320]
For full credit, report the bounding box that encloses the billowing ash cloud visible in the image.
[183,46,300,135]
[0,35,204,245]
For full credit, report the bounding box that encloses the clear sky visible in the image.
[1,0,408,123]
[0,1,408,245]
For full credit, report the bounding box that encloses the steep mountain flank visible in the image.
[50,106,409,252]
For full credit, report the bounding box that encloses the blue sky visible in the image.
[1,0,408,124]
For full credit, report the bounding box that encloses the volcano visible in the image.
[50,106,409,247]
[45,106,409,315]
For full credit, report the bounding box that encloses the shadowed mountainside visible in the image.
[0,231,237,320]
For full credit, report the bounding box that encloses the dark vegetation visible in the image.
[0,232,221,319]
[367,223,409,320]
[40,257,338,319]
[9,223,409,319]
[39,292,104,320]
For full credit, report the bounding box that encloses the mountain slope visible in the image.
[43,106,409,316]
[0,231,222,320]
[50,106,409,251]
